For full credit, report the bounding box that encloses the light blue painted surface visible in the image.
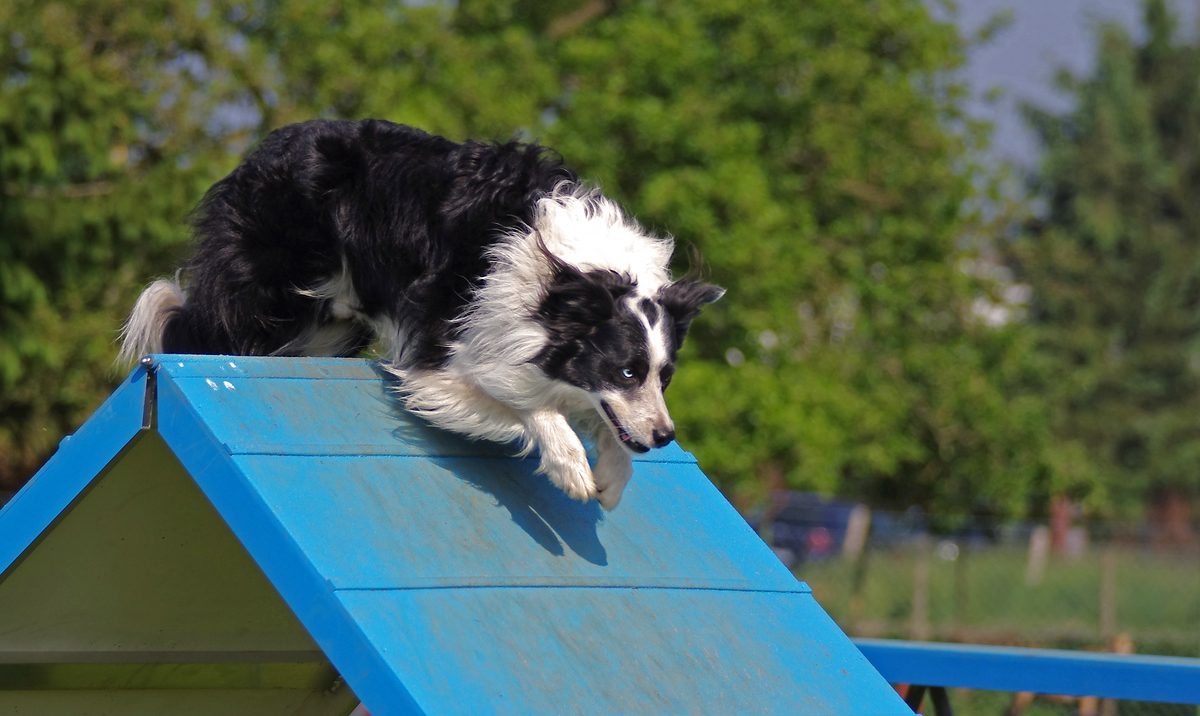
[155,355,695,463]
[5,355,911,715]
[338,589,884,715]
[855,638,1200,705]
[228,456,798,591]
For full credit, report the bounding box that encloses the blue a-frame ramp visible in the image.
[0,356,909,715]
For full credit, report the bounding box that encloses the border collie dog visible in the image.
[121,119,722,510]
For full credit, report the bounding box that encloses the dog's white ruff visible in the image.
[388,186,675,510]
[120,186,677,510]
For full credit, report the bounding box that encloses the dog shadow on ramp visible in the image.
[367,365,609,567]
[444,456,609,566]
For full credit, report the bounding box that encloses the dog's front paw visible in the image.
[592,447,633,511]
[543,454,598,503]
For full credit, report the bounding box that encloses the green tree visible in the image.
[2,0,1051,517]
[538,0,1050,514]
[0,0,252,489]
[1014,0,1200,514]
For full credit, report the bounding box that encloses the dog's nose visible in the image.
[651,427,675,448]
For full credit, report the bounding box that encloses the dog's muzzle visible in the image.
[600,401,651,454]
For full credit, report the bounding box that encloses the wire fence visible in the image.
[754,492,1200,716]
[796,543,1200,650]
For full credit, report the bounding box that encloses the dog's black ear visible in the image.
[537,256,636,332]
[659,280,725,344]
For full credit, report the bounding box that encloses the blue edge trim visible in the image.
[0,365,421,716]
[154,368,423,716]
[854,638,1200,705]
[0,368,147,579]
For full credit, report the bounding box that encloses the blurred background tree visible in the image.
[1,0,1056,518]
[1013,0,1200,520]
[0,0,256,489]
[535,0,1051,516]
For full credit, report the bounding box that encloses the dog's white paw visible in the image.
[543,453,598,503]
[593,447,633,511]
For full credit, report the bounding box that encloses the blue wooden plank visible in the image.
[0,367,148,578]
[338,589,910,716]
[154,371,424,716]
[154,354,382,380]
[170,376,512,459]
[228,455,800,592]
[854,638,1200,704]
[148,356,911,715]
[154,356,695,463]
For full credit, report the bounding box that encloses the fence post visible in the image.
[954,541,969,633]
[910,534,931,641]
[1100,547,1117,638]
[848,542,870,630]
[843,505,871,561]
[1099,633,1134,716]
[1026,525,1050,586]
[845,507,873,631]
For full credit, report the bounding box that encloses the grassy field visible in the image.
[795,546,1200,654]
[938,689,1197,716]
[795,547,1200,715]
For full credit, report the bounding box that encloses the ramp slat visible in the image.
[2,356,911,716]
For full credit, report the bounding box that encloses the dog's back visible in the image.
[122,120,723,510]
[122,120,574,364]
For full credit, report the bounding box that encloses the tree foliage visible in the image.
[1,0,1052,516]
[535,1,1050,514]
[0,0,255,487]
[1014,0,1200,512]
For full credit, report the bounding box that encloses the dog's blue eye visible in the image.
[621,368,634,380]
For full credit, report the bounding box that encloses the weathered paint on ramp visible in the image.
[0,356,910,715]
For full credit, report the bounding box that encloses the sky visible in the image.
[953,0,1198,168]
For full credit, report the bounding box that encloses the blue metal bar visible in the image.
[853,638,1200,705]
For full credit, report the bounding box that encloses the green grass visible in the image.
[795,547,1200,653]
[795,548,1200,716]
[941,689,1197,716]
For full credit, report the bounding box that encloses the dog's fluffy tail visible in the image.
[119,278,185,365]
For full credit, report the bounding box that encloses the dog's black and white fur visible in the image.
[121,119,722,510]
